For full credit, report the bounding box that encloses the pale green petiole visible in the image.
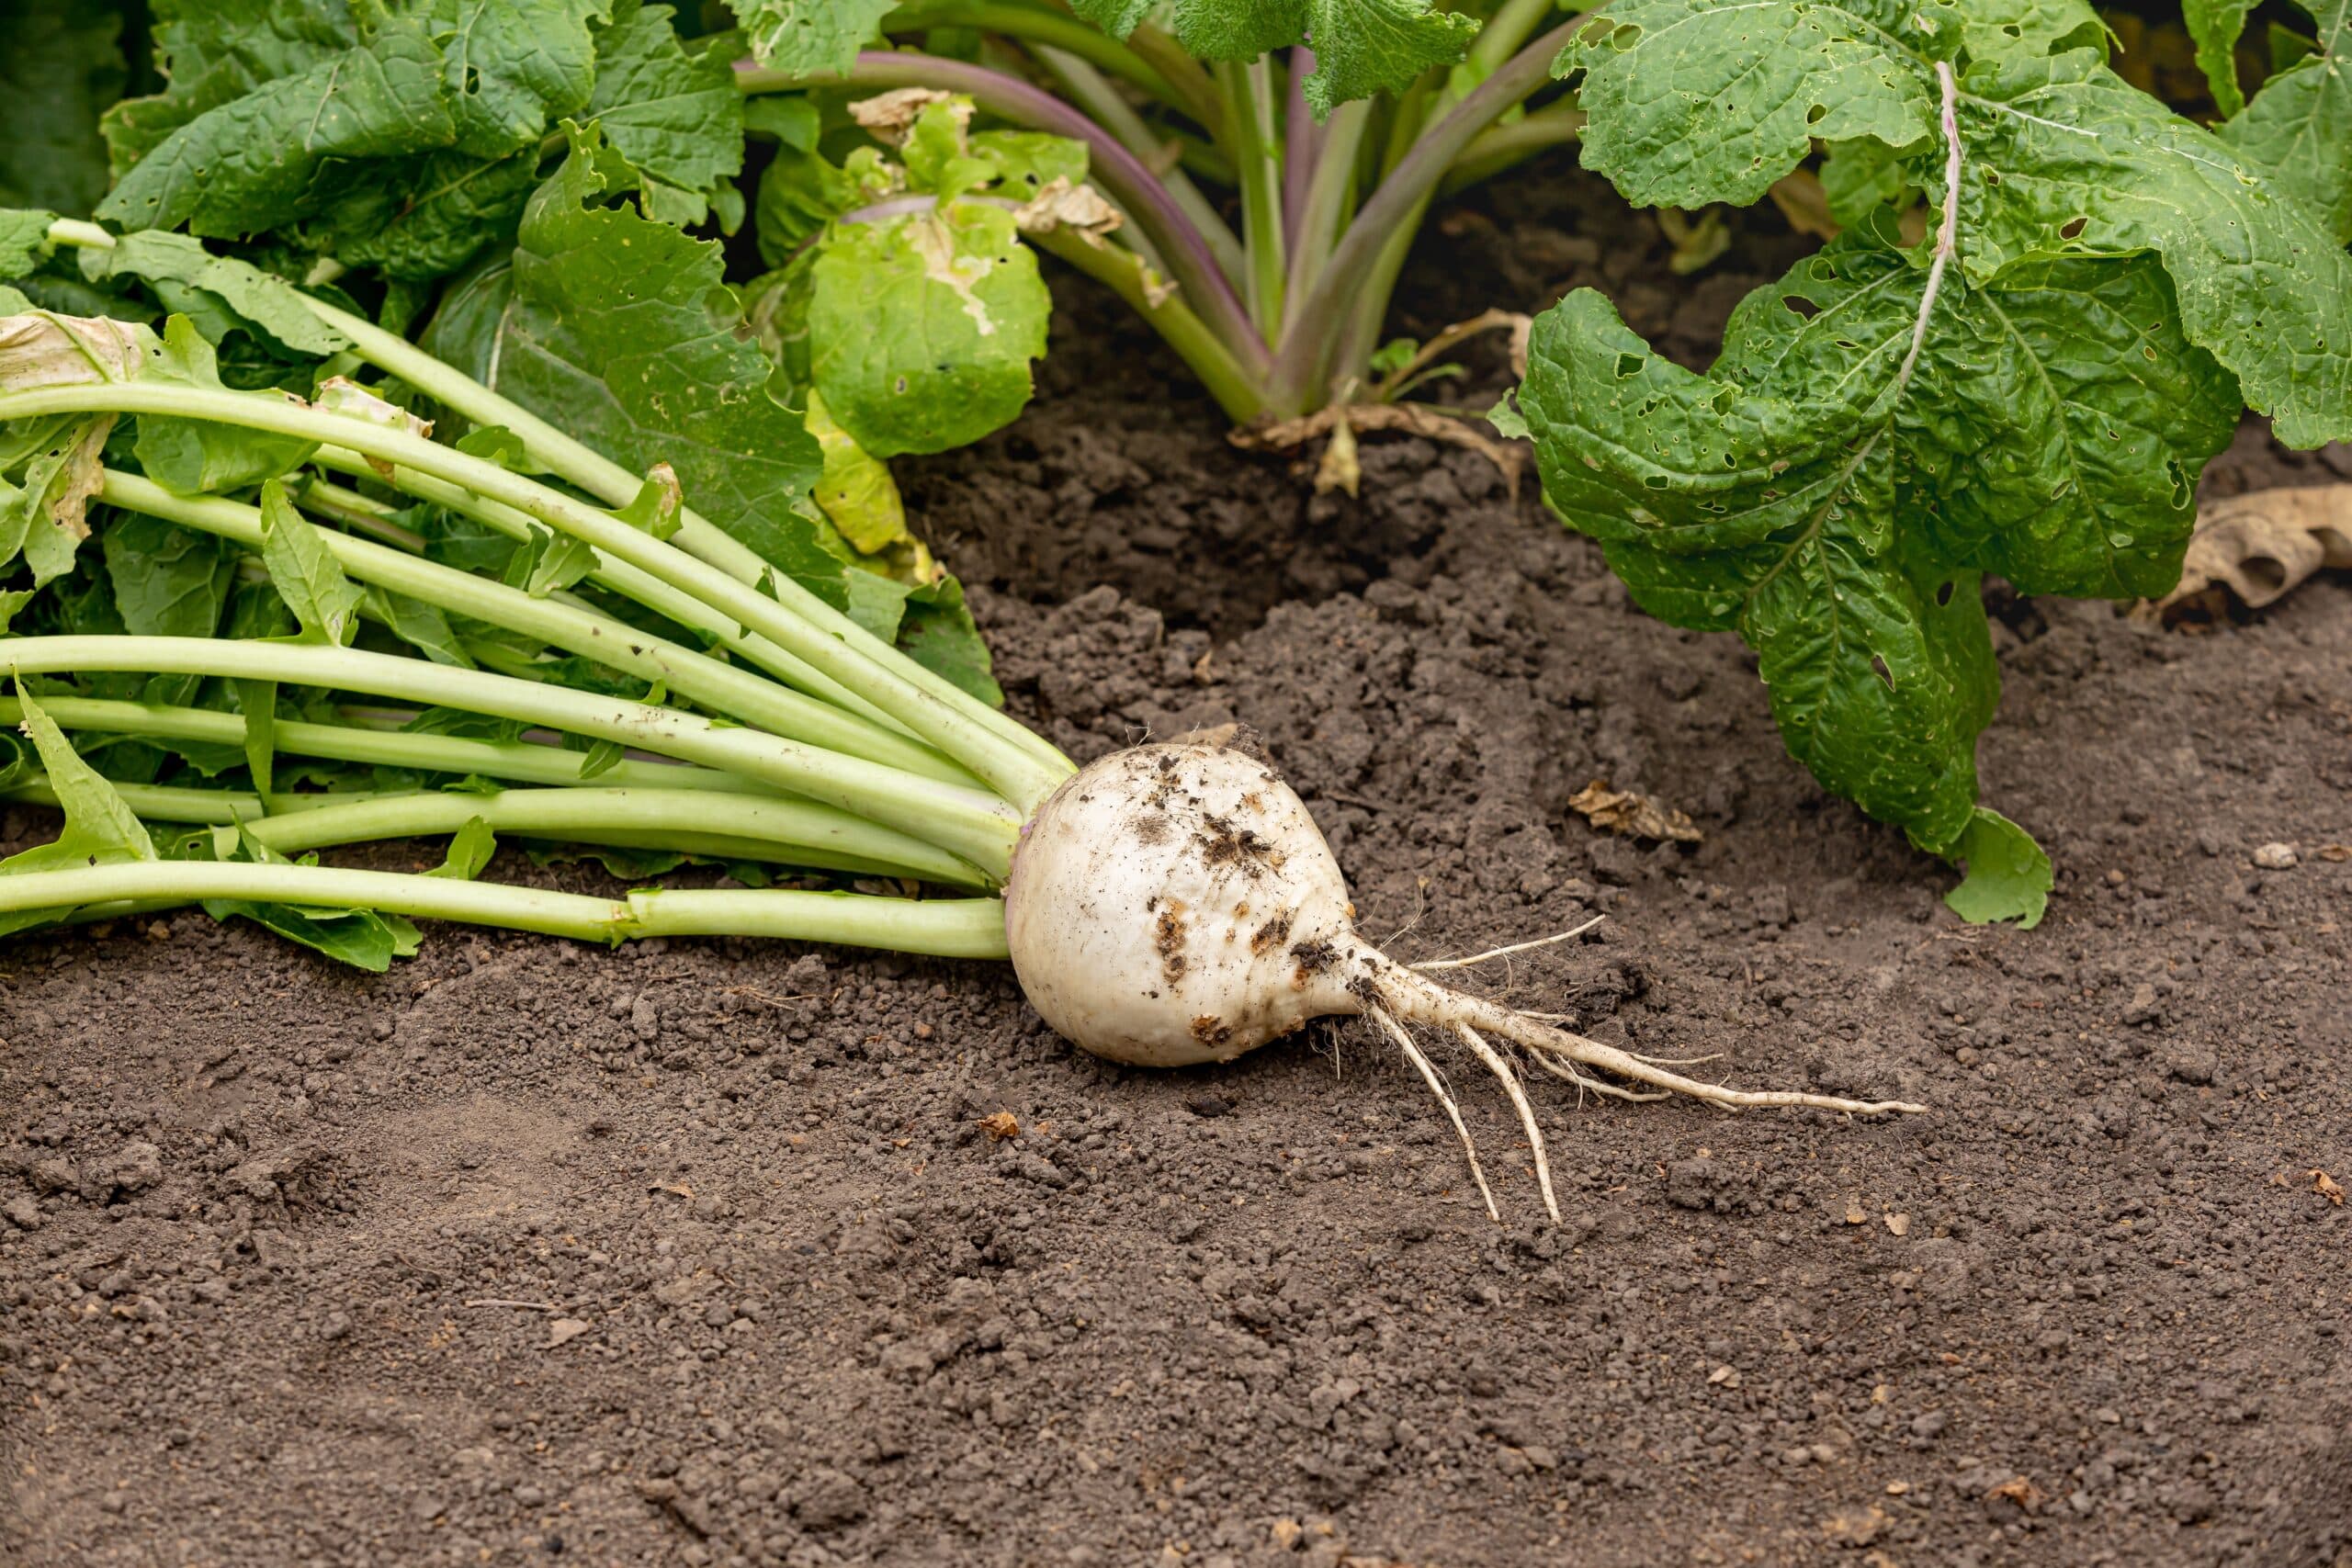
[288,289,1073,790]
[98,470,985,792]
[304,446,902,734]
[0,637,1023,876]
[0,695,766,795]
[0,777,989,887]
[0,372,1069,812]
[0,862,1012,957]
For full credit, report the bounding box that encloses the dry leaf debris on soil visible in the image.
[3,170,2350,1568]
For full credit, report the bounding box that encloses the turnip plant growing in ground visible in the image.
[0,161,1920,1226]
[723,0,1585,487]
[1510,0,2352,924]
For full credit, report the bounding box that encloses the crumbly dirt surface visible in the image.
[5,163,2351,1568]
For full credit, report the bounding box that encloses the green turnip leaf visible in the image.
[1521,222,2238,856]
[1559,0,2352,447]
[2219,0,2352,243]
[100,513,234,639]
[1071,0,1477,113]
[809,200,1048,458]
[0,685,157,938]
[257,479,366,646]
[2183,0,2255,114]
[726,0,896,74]
[422,124,838,603]
[98,10,455,239]
[587,0,747,221]
[1942,808,2051,927]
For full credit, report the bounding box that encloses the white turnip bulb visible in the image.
[1006,741,1923,1221]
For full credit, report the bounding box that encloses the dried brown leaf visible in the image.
[1568,780,1703,843]
[1012,177,1123,244]
[2155,485,2352,618]
[848,88,961,145]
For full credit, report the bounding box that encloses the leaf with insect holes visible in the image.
[809,199,1047,459]
[1520,220,2237,856]
[1559,0,2352,446]
[98,9,453,238]
[725,0,897,73]
[2218,0,2352,243]
[587,1,746,222]
[805,389,909,556]
[93,1,727,280]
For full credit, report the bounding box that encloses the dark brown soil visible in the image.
[5,161,2350,1568]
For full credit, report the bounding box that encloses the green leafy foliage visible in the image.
[726,0,897,74]
[1556,0,2352,447]
[100,513,234,637]
[1527,0,2352,891]
[101,7,455,239]
[1942,807,2051,927]
[756,98,1064,459]
[0,1,127,218]
[507,524,599,599]
[0,685,158,938]
[95,0,742,282]
[193,826,424,970]
[75,229,356,356]
[421,125,838,596]
[2184,0,2256,114]
[257,479,366,645]
[585,1,748,223]
[2217,0,2352,243]
[427,817,498,878]
[1069,0,1479,112]
[0,213,57,281]
[367,587,475,667]
[1521,222,2237,857]
[809,203,1047,459]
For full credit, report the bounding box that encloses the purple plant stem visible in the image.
[743,51,1267,373]
[1282,48,1320,254]
[1269,19,1585,407]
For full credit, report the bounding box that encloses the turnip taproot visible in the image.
[1009,741,1923,1221]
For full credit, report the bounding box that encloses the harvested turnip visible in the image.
[0,241,1922,1228]
[1007,741,1924,1221]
